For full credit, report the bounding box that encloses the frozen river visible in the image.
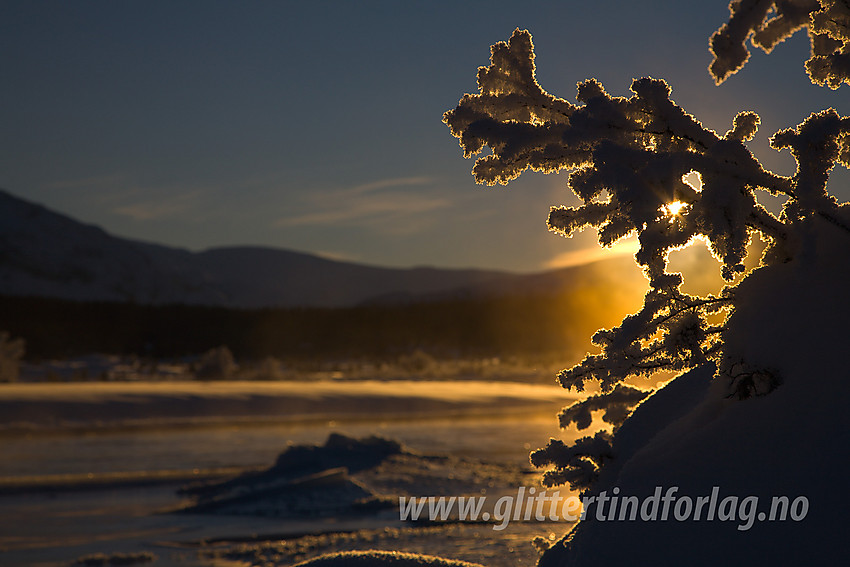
[1,413,568,478]
[0,380,588,567]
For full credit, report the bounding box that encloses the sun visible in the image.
[662,200,688,221]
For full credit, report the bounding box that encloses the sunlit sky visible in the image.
[3,1,849,272]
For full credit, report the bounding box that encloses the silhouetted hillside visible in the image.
[1,188,639,309]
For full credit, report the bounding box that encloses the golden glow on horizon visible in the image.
[545,235,640,269]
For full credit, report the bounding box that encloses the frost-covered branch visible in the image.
[557,289,731,392]
[445,25,850,491]
[710,0,850,89]
[558,384,651,430]
[770,108,849,219]
[530,431,614,490]
[445,28,850,395]
[446,30,794,287]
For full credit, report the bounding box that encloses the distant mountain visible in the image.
[0,189,639,308]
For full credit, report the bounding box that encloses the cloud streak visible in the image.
[112,190,205,221]
[341,176,433,196]
[275,176,448,233]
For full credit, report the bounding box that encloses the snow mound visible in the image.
[181,434,403,516]
[181,433,528,519]
[292,550,486,567]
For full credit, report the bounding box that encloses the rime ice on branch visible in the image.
[445,28,850,489]
[710,0,850,89]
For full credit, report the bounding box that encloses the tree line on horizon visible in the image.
[0,284,639,364]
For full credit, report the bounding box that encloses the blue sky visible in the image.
[2,1,849,272]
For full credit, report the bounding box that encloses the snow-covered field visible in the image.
[0,379,585,567]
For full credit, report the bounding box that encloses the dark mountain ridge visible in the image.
[0,188,638,308]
